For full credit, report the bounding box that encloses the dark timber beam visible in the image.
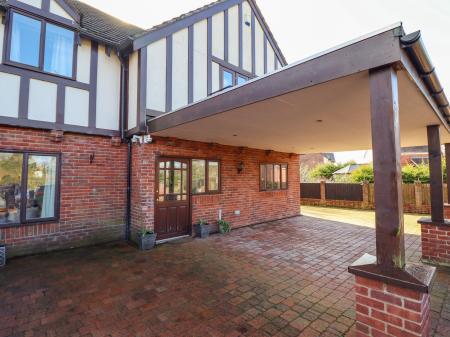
[445,143,450,204]
[427,125,444,223]
[370,66,405,270]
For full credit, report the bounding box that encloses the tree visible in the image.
[309,161,354,181]
[350,165,374,183]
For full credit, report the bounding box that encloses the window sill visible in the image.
[3,61,76,82]
[0,218,59,229]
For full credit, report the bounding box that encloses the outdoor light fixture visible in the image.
[237,161,244,174]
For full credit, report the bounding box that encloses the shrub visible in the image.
[350,165,374,183]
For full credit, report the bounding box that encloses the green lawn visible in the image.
[301,206,423,235]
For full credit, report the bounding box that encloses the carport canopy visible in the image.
[148,23,450,154]
[147,22,447,296]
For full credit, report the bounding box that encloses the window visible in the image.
[191,159,220,194]
[260,164,288,191]
[220,67,249,90]
[8,12,75,78]
[0,151,60,226]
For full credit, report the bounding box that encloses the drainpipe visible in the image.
[119,52,132,242]
[400,31,450,121]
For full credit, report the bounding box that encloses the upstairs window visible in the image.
[260,164,288,191]
[8,12,75,78]
[221,67,249,90]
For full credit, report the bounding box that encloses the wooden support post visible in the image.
[445,143,450,203]
[427,125,444,223]
[369,66,405,270]
[320,180,326,205]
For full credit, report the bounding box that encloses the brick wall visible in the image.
[130,136,300,238]
[0,126,127,257]
[355,276,431,337]
[421,223,450,266]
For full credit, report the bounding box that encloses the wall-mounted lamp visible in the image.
[237,161,244,174]
[90,153,95,164]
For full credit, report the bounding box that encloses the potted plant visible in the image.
[194,219,211,238]
[137,229,157,250]
[218,220,231,234]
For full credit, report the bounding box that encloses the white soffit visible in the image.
[154,70,450,154]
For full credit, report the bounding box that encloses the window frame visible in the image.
[219,65,250,91]
[4,9,78,80]
[191,158,221,195]
[0,149,61,228]
[259,163,288,192]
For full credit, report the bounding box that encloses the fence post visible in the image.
[362,181,370,209]
[414,181,423,209]
[320,180,326,205]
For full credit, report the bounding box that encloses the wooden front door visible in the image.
[155,158,190,240]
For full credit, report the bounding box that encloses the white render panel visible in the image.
[254,20,264,76]
[28,79,57,123]
[147,38,166,112]
[76,39,91,84]
[228,5,239,66]
[49,0,73,21]
[0,72,20,118]
[96,45,120,130]
[0,22,4,63]
[128,51,138,130]
[267,44,275,73]
[64,87,89,127]
[212,62,220,93]
[193,20,208,102]
[276,58,281,70]
[211,12,224,59]
[242,1,252,72]
[18,0,41,8]
[172,28,189,110]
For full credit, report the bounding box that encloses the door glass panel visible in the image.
[158,170,165,195]
[260,165,266,190]
[165,161,171,168]
[174,161,181,169]
[182,170,187,194]
[159,162,165,169]
[281,165,288,189]
[266,165,274,190]
[173,170,181,194]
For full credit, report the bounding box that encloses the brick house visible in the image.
[0,0,297,257]
[1,1,450,335]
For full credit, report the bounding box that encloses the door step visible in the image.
[156,235,190,245]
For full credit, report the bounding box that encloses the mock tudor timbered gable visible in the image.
[0,0,142,136]
[127,0,286,135]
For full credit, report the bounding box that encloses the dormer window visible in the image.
[7,11,76,78]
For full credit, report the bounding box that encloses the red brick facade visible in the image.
[0,126,127,257]
[421,222,450,266]
[354,276,431,337]
[131,136,301,239]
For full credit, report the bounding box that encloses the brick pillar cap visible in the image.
[418,217,450,227]
[348,257,436,293]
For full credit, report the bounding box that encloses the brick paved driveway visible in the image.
[1,216,449,337]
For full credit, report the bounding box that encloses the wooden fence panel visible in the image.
[300,183,321,199]
[402,184,415,204]
[325,183,363,201]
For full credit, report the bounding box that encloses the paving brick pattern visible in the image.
[0,216,449,337]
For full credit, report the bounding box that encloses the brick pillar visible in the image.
[320,180,326,205]
[421,223,450,266]
[355,276,431,337]
[362,181,370,209]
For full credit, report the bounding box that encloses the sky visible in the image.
[82,0,450,163]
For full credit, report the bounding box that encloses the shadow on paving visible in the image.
[0,216,449,337]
